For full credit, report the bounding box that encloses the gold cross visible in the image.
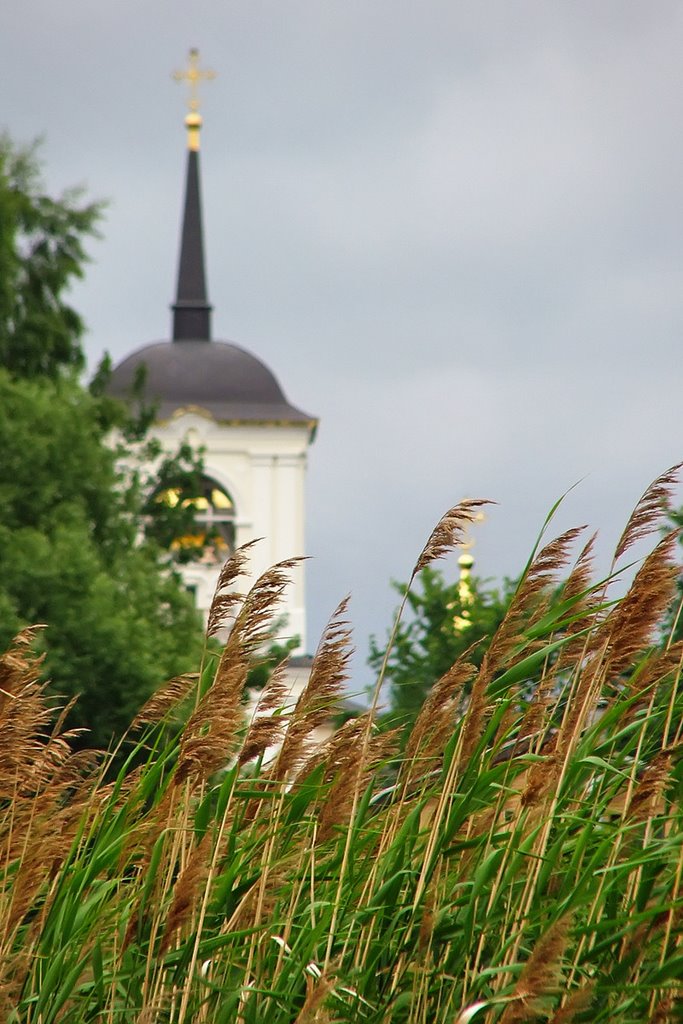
[172,48,216,113]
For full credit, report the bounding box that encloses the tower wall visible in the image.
[153,411,311,653]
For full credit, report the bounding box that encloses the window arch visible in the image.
[153,475,236,564]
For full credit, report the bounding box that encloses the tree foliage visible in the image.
[0,136,205,748]
[0,370,204,746]
[0,135,101,379]
[369,565,511,722]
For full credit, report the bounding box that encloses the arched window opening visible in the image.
[152,476,236,564]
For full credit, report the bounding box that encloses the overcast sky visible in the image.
[4,1,683,690]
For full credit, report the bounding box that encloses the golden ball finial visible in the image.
[172,49,216,150]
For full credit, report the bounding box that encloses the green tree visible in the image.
[0,136,205,747]
[369,565,510,723]
[0,135,101,379]
[0,370,204,747]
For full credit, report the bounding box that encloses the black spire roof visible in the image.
[172,142,212,340]
[107,80,316,435]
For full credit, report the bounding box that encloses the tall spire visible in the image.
[171,49,216,341]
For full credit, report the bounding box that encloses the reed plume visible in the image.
[159,831,212,953]
[598,532,679,679]
[403,659,476,779]
[294,974,332,1024]
[499,916,571,1024]
[177,558,299,784]
[132,672,199,729]
[237,650,295,767]
[547,984,594,1024]
[614,463,681,562]
[205,539,259,638]
[626,750,673,822]
[273,597,352,780]
[1,479,681,1023]
[317,724,398,842]
[413,499,491,576]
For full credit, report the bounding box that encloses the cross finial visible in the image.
[172,49,216,151]
[173,48,216,113]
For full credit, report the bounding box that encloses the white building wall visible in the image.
[151,410,311,654]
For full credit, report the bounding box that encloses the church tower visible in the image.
[107,50,317,653]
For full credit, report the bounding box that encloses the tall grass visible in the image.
[1,471,682,1022]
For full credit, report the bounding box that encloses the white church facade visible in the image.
[107,55,316,655]
[151,412,312,649]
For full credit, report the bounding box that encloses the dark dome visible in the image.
[107,340,315,426]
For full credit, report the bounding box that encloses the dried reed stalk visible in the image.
[293,713,370,788]
[0,632,102,967]
[502,526,588,652]
[597,532,679,680]
[177,558,299,785]
[619,642,683,729]
[317,726,398,843]
[550,533,677,769]
[457,527,587,769]
[647,996,676,1024]
[413,499,492,576]
[159,831,213,954]
[614,463,681,563]
[403,659,476,771]
[547,983,594,1024]
[238,660,291,767]
[499,916,571,1024]
[294,973,332,1024]
[205,540,259,638]
[550,533,602,675]
[273,598,352,780]
[132,672,199,729]
[626,750,673,822]
[520,750,561,810]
